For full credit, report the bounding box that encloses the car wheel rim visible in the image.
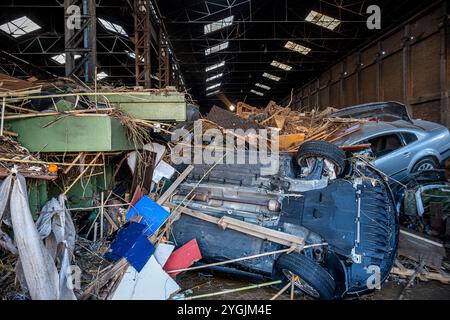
[302,157,339,177]
[281,269,320,298]
[417,163,435,171]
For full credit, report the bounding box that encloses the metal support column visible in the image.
[158,30,170,88]
[134,0,152,88]
[64,0,96,83]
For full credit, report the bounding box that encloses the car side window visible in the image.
[401,132,418,145]
[367,134,403,158]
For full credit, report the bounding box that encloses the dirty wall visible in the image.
[282,2,450,128]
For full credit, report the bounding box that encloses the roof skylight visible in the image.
[205,42,229,56]
[305,10,341,31]
[0,16,41,38]
[125,50,144,62]
[284,41,311,55]
[255,83,271,90]
[205,61,225,72]
[250,89,264,96]
[262,72,281,82]
[98,18,128,36]
[96,72,108,80]
[206,90,221,96]
[206,83,221,91]
[204,16,234,34]
[271,60,292,71]
[51,53,81,65]
[206,73,223,82]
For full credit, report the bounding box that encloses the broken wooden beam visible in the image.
[168,204,305,252]
[157,165,194,205]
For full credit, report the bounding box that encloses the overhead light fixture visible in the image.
[305,10,341,31]
[96,71,108,80]
[204,16,234,34]
[271,60,292,71]
[250,89,264,96]
[206,73,223,82]
[284,41,311,55]
[98,18,128,36]
[51,53,81,65]
[262,72,281,82]
[205,42,229,56]
[206,83,221,91]
[206,90,221,96]
[205,61,225,72]
[229,104,236,112]
[255,83,271,90]
[0,16,41,38]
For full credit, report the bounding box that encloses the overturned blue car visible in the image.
[169,141,399,299]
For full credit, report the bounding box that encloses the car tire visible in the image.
[411,157,440,173]
[273,253,336,300]
[296,140,347,176]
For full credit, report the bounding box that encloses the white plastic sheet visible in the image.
[10,173,60,300]
[0,174,12,221]
[112,255,180,300]
[1,172,77,300]
[36,194,77,300]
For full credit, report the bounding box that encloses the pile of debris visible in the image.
[232,101,365,151]
[0,74,449,300]
[0,75,196,300]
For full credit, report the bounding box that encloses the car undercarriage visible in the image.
[170,141,399,299]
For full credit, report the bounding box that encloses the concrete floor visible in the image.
[177,272,450,300]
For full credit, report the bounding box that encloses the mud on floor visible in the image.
[177,272,450,300]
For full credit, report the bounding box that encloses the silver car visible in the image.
[332,102,450,182]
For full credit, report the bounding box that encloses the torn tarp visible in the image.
[0,171,77,300]
[0,174,12,222]
[35,195,77,300]
[9,173,60,300]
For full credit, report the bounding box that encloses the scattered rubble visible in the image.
[0,74,449,300]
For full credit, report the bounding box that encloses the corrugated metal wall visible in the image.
[284,2,450,127]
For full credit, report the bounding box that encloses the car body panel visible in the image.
[334,109,450,181]
[330,101,413,122]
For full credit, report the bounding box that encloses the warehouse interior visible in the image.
[0,0,449,301]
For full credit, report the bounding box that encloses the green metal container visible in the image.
[7,115,137,152]
[95,91,186,121]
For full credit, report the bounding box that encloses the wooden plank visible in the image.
[218,215,305,247]
[80,258,128,300]
[273,115,285,129]
[157,165,194,205]
[63,152,85,174]
[169,205,305,252]
[279,133,305,151]
[391,267,450,284]
[0,169,57,181]
[63,152,102,195]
